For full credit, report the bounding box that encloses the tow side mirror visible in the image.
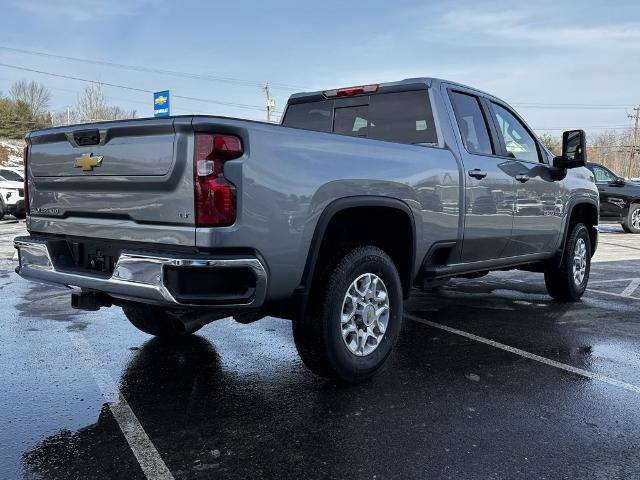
[553,129,587,170]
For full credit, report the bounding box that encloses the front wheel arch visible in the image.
[553,200,598,268]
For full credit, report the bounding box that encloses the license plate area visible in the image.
[47,239,121,277]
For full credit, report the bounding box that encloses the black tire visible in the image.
[622,204,640,234]
[122,304,205,337]
[544,223,591,301]
[0,197,6,220]
[293,246,403,383]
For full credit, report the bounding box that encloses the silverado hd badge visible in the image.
[74,153,103,171]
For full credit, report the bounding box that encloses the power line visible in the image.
[0,45,308,92]
[0,62,274,112]
[534,125,631,131]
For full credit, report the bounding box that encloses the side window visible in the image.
[449,91,494,155]
[592,165,616,183]
[0,169,22,181]
[492,103,540,163]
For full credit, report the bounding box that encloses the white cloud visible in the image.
[435,7,640,48]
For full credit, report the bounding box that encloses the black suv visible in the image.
[587,162,640,233]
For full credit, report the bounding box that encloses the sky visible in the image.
[1,0,639,135]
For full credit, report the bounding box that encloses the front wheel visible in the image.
[544,222,591,301]
[622,204,640,233]
[293,246,403,383]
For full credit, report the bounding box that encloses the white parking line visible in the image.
[621,279,640,297]
[67,331,174,480]
[405,313,640,395]
[586,277,640,299]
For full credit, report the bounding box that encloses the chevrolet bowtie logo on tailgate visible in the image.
[74,153,104,171]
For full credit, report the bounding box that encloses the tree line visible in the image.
[0,80,136,139]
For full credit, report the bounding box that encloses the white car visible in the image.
[0,175,25,219]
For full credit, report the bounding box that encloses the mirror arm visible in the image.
[550,157,567,180]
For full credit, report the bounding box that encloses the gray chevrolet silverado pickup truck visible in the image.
[15,78,598,382]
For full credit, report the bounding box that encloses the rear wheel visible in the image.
[622,204,640,233]
[122,304,205,338]
[293,246,403,383]
[544,222,591,301]
[0,198,6,220]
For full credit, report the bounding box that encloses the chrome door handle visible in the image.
[468,169,487,179]
[515,174,530,183]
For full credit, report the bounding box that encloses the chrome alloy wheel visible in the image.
[632,208,640,230]
[341,273,390,356]
[573,238,587,286]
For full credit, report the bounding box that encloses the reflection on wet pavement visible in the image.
[3,259,640,478]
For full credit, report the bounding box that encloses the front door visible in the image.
[488,102,562,256]
[591,164,626,221]
[447,89,516,263]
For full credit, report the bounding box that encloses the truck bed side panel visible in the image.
[192,117,461,300]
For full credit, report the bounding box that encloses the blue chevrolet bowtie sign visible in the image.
[153,90,170,117]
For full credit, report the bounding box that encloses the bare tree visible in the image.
[538,133,561,156]
[9,80,51,117]
[75,83,136,122]
[588,129,634,176]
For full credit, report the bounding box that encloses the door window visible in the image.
[449,92,494,155]
[592,165,617,183]
[492,103,540,163]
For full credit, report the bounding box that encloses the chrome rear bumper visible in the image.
[14,237,267,307]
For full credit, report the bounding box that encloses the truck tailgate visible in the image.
[26,117,196,246]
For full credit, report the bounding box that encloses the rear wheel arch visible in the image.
[299,196,417,299]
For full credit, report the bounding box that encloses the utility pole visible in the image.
[263,83,275,123]
[628,106,640,179]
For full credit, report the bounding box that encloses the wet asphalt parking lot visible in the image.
[2,222,640,479]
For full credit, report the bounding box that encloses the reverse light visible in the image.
[194,134,242,227]
[323,84,379,98]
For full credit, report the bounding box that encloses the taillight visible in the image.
[323,84,379,98]
[23,146,29,215]
[194,134,242,227]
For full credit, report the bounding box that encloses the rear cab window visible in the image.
[282,90,438,146]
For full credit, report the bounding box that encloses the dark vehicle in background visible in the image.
[587,162,640,233]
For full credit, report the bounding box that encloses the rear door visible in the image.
[447,88,516,263]
[487,101,562,256]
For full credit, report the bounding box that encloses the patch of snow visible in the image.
[0,139,26,167]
